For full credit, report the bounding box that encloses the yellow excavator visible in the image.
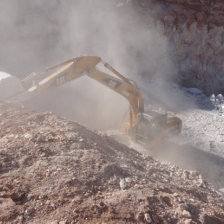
[9,55,182,148]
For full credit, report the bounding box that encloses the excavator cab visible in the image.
[135,112,167,145]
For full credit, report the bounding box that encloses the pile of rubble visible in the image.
[0,102,224,223]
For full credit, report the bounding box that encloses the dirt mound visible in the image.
[0,102,224,224]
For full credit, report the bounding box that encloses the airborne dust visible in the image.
[1,0,224,191]
[0,0,193,130]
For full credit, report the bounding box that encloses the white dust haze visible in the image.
[0,0,193,130]
[3,1,223,191]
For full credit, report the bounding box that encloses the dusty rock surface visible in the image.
[0,102,224,224]
[138,0,224,94]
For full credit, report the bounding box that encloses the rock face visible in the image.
[136,0,224,94]
[0,102,224,223]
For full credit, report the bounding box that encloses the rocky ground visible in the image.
[171,85,224,158]
[179,103,224,158]
[138,82,224,192]
[0,102,224,224]
[142,81,224,159]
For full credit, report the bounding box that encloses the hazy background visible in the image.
[0,0,191,130]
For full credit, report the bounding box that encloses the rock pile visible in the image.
[0,102,224,223]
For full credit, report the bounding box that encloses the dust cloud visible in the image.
[0,0,193,130]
